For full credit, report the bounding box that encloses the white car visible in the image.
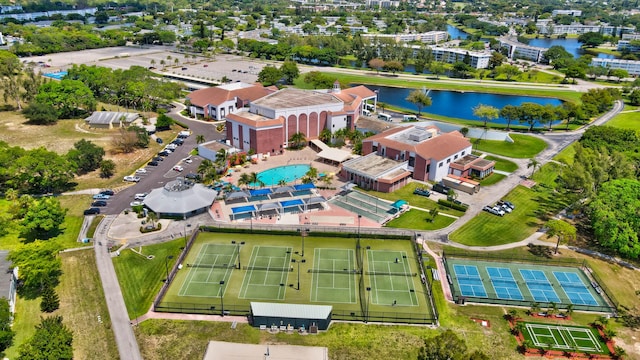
[134,193,148,200]
[173,165,184,172]
[135,168,147,174]
[130,201,144,207]
[184,158,193,164]
[165,144,177,150]
[124,175,141,182]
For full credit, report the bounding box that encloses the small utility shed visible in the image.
[250,302,332,330]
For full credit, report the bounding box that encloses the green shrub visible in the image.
[438,199,468,212]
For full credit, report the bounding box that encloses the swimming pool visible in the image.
[43,71,68,80]
[255,164,310,186]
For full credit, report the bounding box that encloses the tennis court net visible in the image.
[355,243,363,270]
[367,271,417,277]
[243,266,293,272]
[308,268,362,274]
[186,263,236,269]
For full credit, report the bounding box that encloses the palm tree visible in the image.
[565,304,574,317]
[150,59,156,68]
[527,158,540,178]
[174,58,180,67]
[603,328,616,341]
[529,302,540,315]
[147,211,158,228]
[506,309,519,322]
[613,345,626,359]
[160,59,166,70]
[306,166,318,182]
[319,128,332,144]
[238,173,251,189]
[277,179,287,187]
[215,148,227,165]
[289,132,307,149]
[197,159,214,178]
[196,134,205,144]
[548,302,558,316]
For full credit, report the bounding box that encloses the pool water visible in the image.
[43,71,68,80]
[255,164,310,186]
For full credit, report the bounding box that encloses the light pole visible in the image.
[297,261,300,290]
[358,215,362,240]
[219,280,225,316]
[164,255,174,282]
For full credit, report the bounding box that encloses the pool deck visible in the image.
[210,147,382,229]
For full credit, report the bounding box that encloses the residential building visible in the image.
[430,47,491,69]
[618,40,640,52]
[537,21,635,36]
[362,31,448,44]
[339,153,412,193]
[551,10,582,17]
[225,82,377,156]
[622,33,640,41]
[186,82,277,121]
[591,58,640,76]
[499,37,547,62]
[359,125,494,184]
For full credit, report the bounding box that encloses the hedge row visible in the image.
[437,199,468,212]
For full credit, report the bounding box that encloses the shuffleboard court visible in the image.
[367,250,419,306]
[239,246,292,300]
[310,248,357,303]
[523,323,606,354]
[178,243,238,297]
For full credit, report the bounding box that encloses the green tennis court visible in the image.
[310,248,357,303]
[178,243,237,297]
[367,250,419,306]
[522,322,608,355]
[238,246,292,300]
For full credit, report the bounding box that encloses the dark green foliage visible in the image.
[34,79,96,119]
[20,196,67,240]
[418,329,486,360]
[128,125,150,148]
[303,71,338,89]
[579,126,640,156]
[437,199,468,212]
[99,159,116,178]
[589,179,640,259]
[155,113,174,130]
[257,66,282,86]
[630,90,640,106]
[17,316,73,360]
[11,23,124,56]
[66,139,105,174]
[0,299,15,353]
[578,32,605,47]
[22,101,59,125]
[280,61,300,85]
[8,240,62,299]
[40,285,60,313]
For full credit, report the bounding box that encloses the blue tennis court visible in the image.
[520,269,561,303]
[453,264,487,297]
[553,271,599,306]
[486,267,524,300]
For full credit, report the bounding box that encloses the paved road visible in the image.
[94,215,143,360]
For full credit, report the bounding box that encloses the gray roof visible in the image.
[0,251,10,299]
[143,179,217,214]
[225,191,250,201]
[85,111,139,125]
[251,302,332,319]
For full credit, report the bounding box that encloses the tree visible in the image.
[543,46,572,66]
[8,240,62,298]
[289,132,307,149]
[578,32,605,48]
[66,139,105,175]
[0,299,15,353]
[495,64,521,80]
[0,50,24,109]
[459,127,469,137]
[472,104,499,128]
[17,316,73,360]
[519,102,545,131]
[40,284,60,313]
[549,217,579,254]
[428,62,445,79]
[20,196,67,241]
[279,61,299,85]
[99,159,116,178]
[488,52,505,69]
[35,79,96,119]
[257,66,282,86]
[608,69,629,83]
[500,105,521,131]
[368,58,385,74]
[155,113,174,129]
[383,60,404,74]
[406,89,432,115]
[629,90,640,106]
[418,329,483,360]
[589,179,640,259]
[527,158,540,178]
[22,101,59,125]
[196,135,206,145]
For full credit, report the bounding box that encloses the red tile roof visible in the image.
[364,126,471,161]
[186,84,276,108]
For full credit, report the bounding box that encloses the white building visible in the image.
[591,58,640,76]
[622,33,640,40]
[552,10,582,17]
[499,37,547,62]
[617,40,640,52]
[362,31,448,44]
[430,47,491,69]
[537,21,635,36]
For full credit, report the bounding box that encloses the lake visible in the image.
[447,25,469,40]
[527,38,616,59]
[367,85,563,125]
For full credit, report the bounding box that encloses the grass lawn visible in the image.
[484,155,518,172]
[3,298,40,359]
[113,239,184,319]
[450,162,572,246]
[385,209,456,230]
[57,250,119,360]
[479,172,506,186]
[606,110,640,130]
[472,134,548,158]
[359,183,465,217]
[553,143,576,165]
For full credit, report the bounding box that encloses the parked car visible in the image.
[130,201,144,207]
[156,138,163,144]
[134,193,148,200]
[413,188,431,197]
[171,139,184,146]
[148,161,159,166]
[135,168,147,174]
[100,189,115,196]
[184,158,193,164]
[483,206,504,217]
[93,193,111,200]
[153,156,164,162]
[165,143,177,150]
[83,207,101,215]
[124,175,141,182]
[91,200,107,207]
[491,206,506,216]
[502,200,515,210]
[158,151,170,157]
[185,173,200,180]
[497,201,512,213]
[173,165,184,172]
[432,182,451,195]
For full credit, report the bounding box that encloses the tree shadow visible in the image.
[527,244,553,259]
